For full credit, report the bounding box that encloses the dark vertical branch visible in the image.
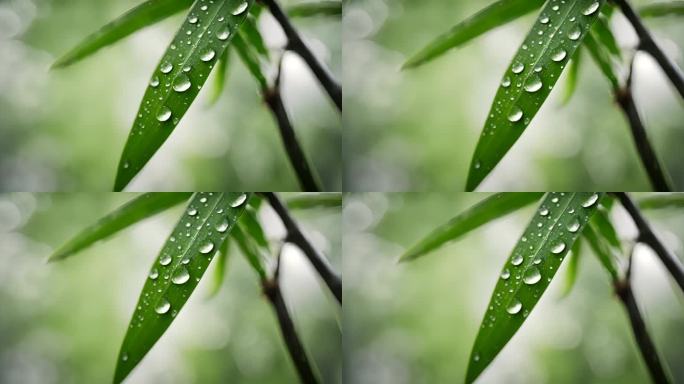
[260,0,342,111]
[612,0,684,100]
[263,192,342,304]
[264,58,322,192]
[615,58,673,191]
[617,192,684,293]
[263,248,320,384]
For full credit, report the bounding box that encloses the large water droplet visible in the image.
[149,268,159,280]
[200,49,216,62]
[188,15,198,24]
[583,2,600,16]
[230,193,247,207]
[540,208,549,216]
[551,48,567,62]
[216,219,229,233]
[173,74,191,93]
[160,254,172,265]
[199,241,214,254]
[566,218,580,233]
[524,75,542,93]
[511,254,523,266]
[217,26,231,41]
[172,267,190,285]
[501,76,511,88]
[582,193,599,208]
[232,1,248,15]
[540,16,549,24]
[156,106,172,122]
[155,298,171,314]
[512,62,525,74]
[506,298,522,315]
[150,76,160,87]
[160,62,173,74]
[507,106,523,122]
[523,266,542,285]
[188,208,198,216]
[551,242,566,254]
[501,269,511,280]
[568,26,581,40]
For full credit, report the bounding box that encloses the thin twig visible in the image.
[615,57,673,191]
[613,247,672,384]
[263,248,320,384]
[260,0,342,111]
[264,57,322,192]
[617,192,684,293]
[263,192,342,304]
[612,0,684,100]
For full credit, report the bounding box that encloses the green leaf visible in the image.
[240,205,270,250]
[638,193,684,209]
[592,14,622,59]
[400,192,544,263]
[466,0,607,191]
[584,31,619,89]
[207,48,232,106]
[232,223,267,279]
[49,192,192,262]
[206,236,231,298]
[591,205,621,250]
[233,31,269,90]
[561,46,582,105]
[114,0,255,191]
[287,1,342,18]
[560,237,582,298]
[466,192,604,383]
[402,0,545,69]
[241,15,270,59]
[640,2,684,17]
[52,0,194,69]
[583,221,620,281]
[286,193,342,210]
[114,192,250,383]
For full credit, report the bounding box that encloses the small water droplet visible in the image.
[507,106,523,122]
[150,76,160,87]
[524,75,542,93]
[160,254,172,265]
[149,268,159,280]
[506,298,522,315]
[230,193,247,207]
[551,242,566,254]
[540,208,549,216]
[512,254,523,266]
[156,106,172,122]
[474,353,480,362]
[232,1,248,15]
[551,48,567,62]
[551,197,559,203]
[173,74,191,92]
[200,48,216,62]
[501,76,511,87]
[582,193,599,208]
[540,16,549,24]
[199,241,214,254]
[188,208,198,216]
[583,1,600,16]
[172,267,190,285]
[512,62,525,74]
[189,16,198,24]
[160,62,173,73]
[155,298,171,314]
[200,5,208,11]
[501,269,511,280]
[567,218,580,233]
[122,353,128,362]
[523,266,542,285]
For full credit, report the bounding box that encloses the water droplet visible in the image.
[540,16,549,24]
[540,208,549,216]
[511,254,523,266]
[567,218,580,233]
[200,48,216,62]
[160,62,173,74]
[189,15,198,24]
[501,269,511,280]
[200,197,207,203]
[523,266,542,285]
[122,353,128,362]
[551,197,559,203]
[217,26,231,41]
[507,106,523,122]
[173,74,191,92]
[160,254,172,265]
[156,106,172,122]
[199,241,214,254]
[230,193,247,207]
[551,242,566,254]
[474,353,480,362]
[149,268,159,280]
[181,257,190,265]
[155,298,171,314]
[512,62,525,74]
[501,76,511,87]
[232,1,248,15]
[188,208,198,216]
[200,5,208,11]
[568,26,581,40]
[582,193,599,208]
[551,48,567,62]
[216,219,229,233]
[506,298,522,315]
[524,75,542,93]
[172,267,190,285]
[583,2,600,16]
[150,76,160,87]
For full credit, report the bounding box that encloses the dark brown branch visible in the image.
[260,0,342,111]
[263,250,320,384]
[613,0,684,100]
[263,192,342,304]
[264,59,322,192]
[617,192,684,293]
[613,248,672,384]
[615,58,673,191]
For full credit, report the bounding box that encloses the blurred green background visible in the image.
[0,192,341,383]
[0,0,340,191]
[343,193,684,383]
[343,0,684,191]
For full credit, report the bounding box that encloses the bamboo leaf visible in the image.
[583,221,620,280]
[403,0,546,69]
[113,192,250,383]
[638,193,684,209]
[584,31,619,89]
[206,236,231,298]
[52,0,194,69]
[233,31,269,90]
[401,192,544,263]
[466,0,607,191]
[232,223,267,279]
[640,2,684,17]
[560,237,582,298]
[466,192,604,383]
[286,192,342,210]
[241,15,270,59]
[240,205,270,250]
[207,48,232,106]
[592,14,622,59]
[114,0,255,191]
[287,1,341,18]
[49,192,192,262]
[591,205,621,250]
[561,47,582,105]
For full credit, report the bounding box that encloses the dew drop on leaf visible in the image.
[149,268,159,280]
[200,49,216,62]
[524,74,542,93]
[199,241,214,254]
[232,1,249,15]
[501,76,511,87]
[150,76,160,87]
[539,208,549,216]
[551,242,566,254]
[582,193,599,208]
[512,62,525,74]
[160,254,172,266]
[523,266,542,285]
[189,15,198,24]
[188,208,198,216]
[567,218,580,233]
[583,2,600,16]
[230,193,247,207]
[507,106,523,122]
[173,74,192,93]
[216,219,229,233]
[501,269,511,280]
[217,26,231,41]
[155,298,171,314]
[506,298,522,314]
[568,26,581,41]
[160,62,173,74]
[172,267,190,285]
[551,48,567,62]
[511,254,523,266]
[156,106,172,122]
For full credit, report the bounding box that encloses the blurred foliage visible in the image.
[0,0,340,191]
[343,0,684,191]
[343,193,684,383]
[0,192,341,383]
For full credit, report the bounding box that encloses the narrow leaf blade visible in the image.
[401,193,544,262]
[640,2,684,17]
[403,0,546,69]
[52,0,194,69]
[287,1,341,18]
[49,192,192,261]
[583,221,620,280]
[114,0,255,191]
[561,46,582,105]
[466,192,604,383]
[466,0,607,191]
[233,31,268,90]
[207,48,232,106]
[286,192,342,210]
[113,192,250,383]
[584,30,619,89]
[638,193,684,209]
[206,236,231,298]
[560,237,582,298]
